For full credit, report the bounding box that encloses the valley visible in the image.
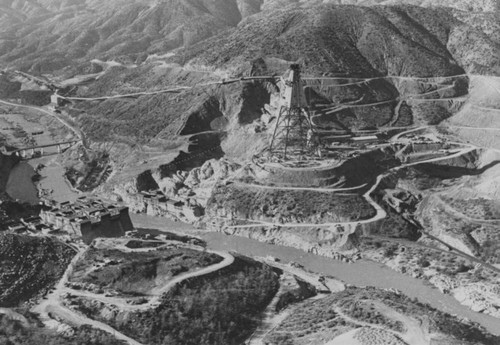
[2,1,500,345]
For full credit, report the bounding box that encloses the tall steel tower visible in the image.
[269,64,313,161]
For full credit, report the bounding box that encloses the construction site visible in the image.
[203,64,476,261]
[1,49,499,345]
[40,197,134,243]
[246,65,461,187]
[1,53,499,345]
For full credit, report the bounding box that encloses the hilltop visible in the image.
[0,0,262,73]
[1,0,500,74]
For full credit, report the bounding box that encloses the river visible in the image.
[5,156,79,204]
[30,157,79,203]
[5,162,39,204]
[132,213,500,336]
[5,155,500,336]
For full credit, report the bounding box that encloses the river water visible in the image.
[6,158,500,336]
[5,162,39,204]
[132,214,500,336]
[5,157,79,204]
[31,157,79,203]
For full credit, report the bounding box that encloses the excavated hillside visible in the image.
[2,2,500,200]
[29,4,495,162]
[1,3,499,154]
[52,3,499,147]
[6,3,500,221]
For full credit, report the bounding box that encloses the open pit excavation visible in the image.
[3,63,500,343]
[4,1,500,344]
[3,61,500,344]
[206,66,479,254]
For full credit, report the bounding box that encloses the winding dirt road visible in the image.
[31,248,143,345]
[65,249,234,311]
[0,99,85,145]
[31,242,234,345]
[227,143,475,232]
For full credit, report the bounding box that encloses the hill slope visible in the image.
[1,0,500,74]
[0,0,263,72]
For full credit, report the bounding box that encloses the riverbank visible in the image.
[30,157,80,203]
[5,161,38,204]
[131,213,500,336]
[5,157,80,204]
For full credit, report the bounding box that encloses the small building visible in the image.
[350,135,379,143]
[8,223,27,233]
[50,94,66,106]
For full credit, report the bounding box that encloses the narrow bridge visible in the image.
[4,140,81,159]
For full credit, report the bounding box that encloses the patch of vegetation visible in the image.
[337,298,405,333]
[443,196,500,220]
[354,288,498,344]
[0,314,125,345]
[264,294,356,345]
[0,201,40,231]
[18,90,52,106]
[275,277,317,312]
[208,185,375,224]
[75,255,280,345]
[420,198,500,265]
[65,150,111,192]
[0,76,21,98]
[69,246,222,295]
[372,194,421,240]
[0,234,74,307]
[265,287,500,345]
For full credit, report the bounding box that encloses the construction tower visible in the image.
[269,65,314,161]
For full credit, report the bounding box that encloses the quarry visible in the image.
[2,1,500,344]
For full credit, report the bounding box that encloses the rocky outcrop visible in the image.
[275,273,317,312]
[371,241,500,321]
[169,159,241,203]
[454,283,500,318]
[110,159,241,224]
[217,224,364,261]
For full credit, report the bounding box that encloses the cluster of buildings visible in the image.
[1,197,134,244]
[8,215,51,233]
[40,197,133,244]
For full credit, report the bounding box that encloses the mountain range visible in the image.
[1,0,500,75]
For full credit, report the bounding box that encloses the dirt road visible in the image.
[64,249,234,311]
[31,238,235,345]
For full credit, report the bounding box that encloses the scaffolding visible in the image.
[269,64,315,161]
